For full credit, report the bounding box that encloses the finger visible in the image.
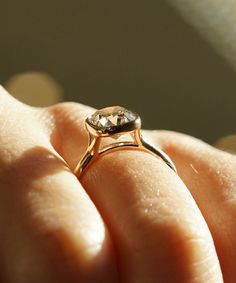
[147,130,236,283]
[0,89,117,283]
[80,150,223,283]
[50,103,223,282]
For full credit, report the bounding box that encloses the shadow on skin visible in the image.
[0,146,117,282]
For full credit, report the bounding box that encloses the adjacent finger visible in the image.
[148,130,236,283]
[0,89,117,283]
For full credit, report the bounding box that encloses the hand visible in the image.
[0,86,235,283]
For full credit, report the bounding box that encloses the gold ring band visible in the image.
[74,106,177,178]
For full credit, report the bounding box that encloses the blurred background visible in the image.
[1,0,236,145]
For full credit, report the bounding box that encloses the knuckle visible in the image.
[35,224,110,282]
[48,101,94,119]
[46,102,95,138]
[45,102,95,157]
[128,205,220,281]
[159,226,218,280]
[175,236,221,282]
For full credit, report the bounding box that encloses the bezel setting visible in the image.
[74,105,177,178]
[86,106,141,136]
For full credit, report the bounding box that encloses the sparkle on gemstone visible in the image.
[87,106,138,132]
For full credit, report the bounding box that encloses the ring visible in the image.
[74,106,177,178]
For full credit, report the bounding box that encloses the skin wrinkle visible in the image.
[190,262,221,283]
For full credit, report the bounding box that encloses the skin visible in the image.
[0,85,235,282]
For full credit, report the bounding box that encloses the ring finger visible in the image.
[50,103,223,283]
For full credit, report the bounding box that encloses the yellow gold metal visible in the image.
[74,106,177,178]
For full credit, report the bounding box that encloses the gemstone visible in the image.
[87,106,138,133]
